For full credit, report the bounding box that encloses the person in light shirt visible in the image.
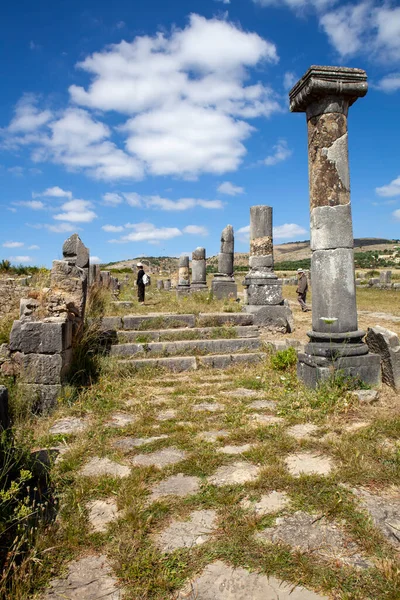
[296,268,311,312]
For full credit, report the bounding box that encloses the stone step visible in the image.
[100,312,254,331]
[118,352,267,372]
[117,325,260,343]
[111,337,263,358]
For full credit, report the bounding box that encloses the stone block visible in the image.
[51,260,87,320]
[250,205,272,240]
[249,255,273,268]
[246,281,283,305]
[0,386,9,430]
[9,320,72,354]
[20,351,72,384]
[123,314,196,330]
[366,326,400,390]
[218,253,233,276]
[62,233,90,268]
[297,352,381,389]
[211,277,237,300]
[120,356,197,372]
[311,248,357,333]
[156,280,164,290]
[244,304,294,332]
[19,384,62,414]
[176,285,190,297]
[100,316,122,330]
[190,283,208,293]
[100,271,111,288]
[310,204,353,250]
[20,298,40,318]
[197,313,253,326]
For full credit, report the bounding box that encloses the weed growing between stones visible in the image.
[270,347,297,371]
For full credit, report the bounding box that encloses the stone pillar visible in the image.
[164,279,171,291]
[156,279,164,291]
[62,233,90,280]
[243,206,293,331]
[380,271,392,286]
[191,247,208,293]
[290,65,381,387]
[211,225,237,300]
[176,255,190,297]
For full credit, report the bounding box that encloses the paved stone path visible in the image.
[154,509,218,553]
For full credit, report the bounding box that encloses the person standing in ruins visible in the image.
[136,262,145,305]
[296,268,310,312]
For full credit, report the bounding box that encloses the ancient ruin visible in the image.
[211,225,237,300]
[190,247,208,292]
[243,205,293,331]
[290,65,381,387]
[176,255,190,296]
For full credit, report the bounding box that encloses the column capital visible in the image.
[289,65,368,119]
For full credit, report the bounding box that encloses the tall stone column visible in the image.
[211,225,237,299]
[290,65,380,387]
[191,247,208,292]
[243,206,293,331]
[176,255,190,297]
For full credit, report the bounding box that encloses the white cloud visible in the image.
[36,186,73,198]
[253,0,336,10]
[376,176,400,197]
[215,0,230,4]
[320,2,400,62]
[102,224,124,232]
[237,223,307,242]
[217,181,245,196]
[113,222,183,243]
[273,223,307,239]
[393,209,400,221]
[376,73,400,93]
[283,71,297,91]
[8,94,52,133]
[8,166,24,177]
[9,255,33,263]
[3,241,24,248]
[54,199,97,222]
[183,225,209,235]
[90,255,101,263]
[14,200,45,210]
[46,223,77,233]
[28,245,40,250]
[103,192,123,206]
[263,139,292,166]
[123,192,142,207]
[112,192,224,211]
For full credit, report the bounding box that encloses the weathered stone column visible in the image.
[164,279,171,291]
[191,247,208,293]
[290,65,380,387]
[211,225,237,299]
[243,206,293,331]
[176,255,190,297]
[156,279,164,291]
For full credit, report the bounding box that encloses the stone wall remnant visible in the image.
[243,206,293,332]
[290,65,380,388]
[176,255,190,297]
[191,247,208,293]
[366,326,400,390]
[62,233,89,270]
[211,226,237,300]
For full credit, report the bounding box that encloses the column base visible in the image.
[244,303,294,333]
[297,351,381,389]
[176,285,190,297]
[190,283,208,293]
[211,276,237,300]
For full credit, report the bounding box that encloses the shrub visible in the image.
[270,347,297,371]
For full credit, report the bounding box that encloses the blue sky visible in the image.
[0,0,399,267]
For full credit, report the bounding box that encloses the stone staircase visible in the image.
[102,312,266,371]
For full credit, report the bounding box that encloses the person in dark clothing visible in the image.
[296,268,311,312]
[136,263,145,304]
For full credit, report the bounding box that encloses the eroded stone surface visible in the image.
[285,452,333,477]
[354,487,400,550]
[131,447,187,468]
[198,430,229,443]
[156,409,177,421]
[208,461,260,486]
[242,491,290,516]
[155,509,217,553]
[42,554,121,599]
[106,412,137,428]
[176,560,328,599]
[248,400,277,410]
[149,474,201,502]
[287,424,319,440]
[343,421,370,433]
[250,414,284,426]
[351,390,380,404]
[112,435,168,452]
[50,417,87,435]
[80,457,130,478]
[256,511,370,568]
[218,444,253,455]
[223,388,261,398]
[87,499,120,533]
[193,402,224,413]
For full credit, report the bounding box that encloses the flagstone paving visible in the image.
[87,499,120,533]
[156,408,177,421]
[249,414,284,426]
[49,416,88,435]
[192,402,224,412]
[242,491,290,515]
[248,400,277,410]
[285,452,333,477]
[130,447,187,468]
[148,474,202,502]
[197,430,230,442]
[208,461,261,486]
[111,435,169,451]
[354,486,400,550]
[154,509,218,553]
[80,457,130,478]
[287,423,320,440]
[176,561,329,600]
[105,412,137,428]
[218,443,254,455]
